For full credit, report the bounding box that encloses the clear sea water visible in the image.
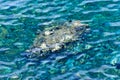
[0,0,120,80]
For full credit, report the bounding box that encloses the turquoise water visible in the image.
[0,0,120,80]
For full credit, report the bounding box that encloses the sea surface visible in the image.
[0,0,120,80]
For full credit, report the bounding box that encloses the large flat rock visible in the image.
[26,20,89,57]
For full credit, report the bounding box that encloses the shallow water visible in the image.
[0,0,120,80]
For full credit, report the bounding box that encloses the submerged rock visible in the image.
[26,20,89,57]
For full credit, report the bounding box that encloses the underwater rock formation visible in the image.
[26,20,90,57]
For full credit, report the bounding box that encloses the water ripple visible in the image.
[0,0,120,79]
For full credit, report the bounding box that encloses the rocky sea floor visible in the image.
[0,0,120,80]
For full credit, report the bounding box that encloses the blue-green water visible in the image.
[0,0,120,80]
